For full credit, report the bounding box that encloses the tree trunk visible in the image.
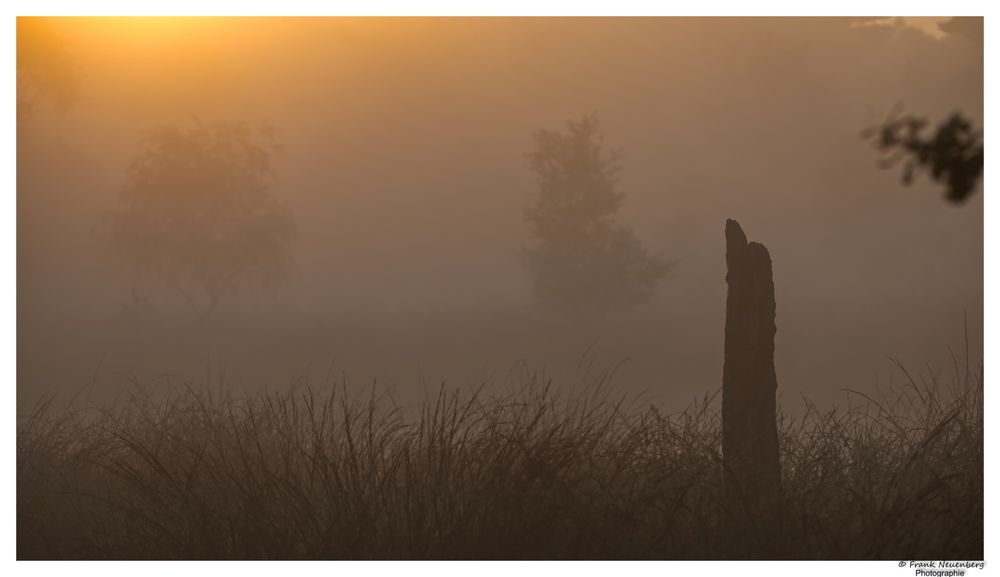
[722,218,782,557]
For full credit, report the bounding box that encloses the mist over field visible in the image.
[18,17,983,411]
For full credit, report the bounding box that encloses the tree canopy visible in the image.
[865,108,983,204]
[522,115,670,315]
[105,121,296,323]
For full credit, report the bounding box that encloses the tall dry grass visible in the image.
[17,356,982,559]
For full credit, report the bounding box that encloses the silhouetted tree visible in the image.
[17,18,77,122]
[865,107,983,204]
[105,121,296,323]
[522,115,670,315]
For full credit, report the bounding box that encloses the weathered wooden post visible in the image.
[722,219,782,556]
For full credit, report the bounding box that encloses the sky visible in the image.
[16,17,983,410]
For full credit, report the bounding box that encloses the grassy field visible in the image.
[17,357,982,560]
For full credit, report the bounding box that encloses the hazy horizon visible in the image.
[17,17,983,411]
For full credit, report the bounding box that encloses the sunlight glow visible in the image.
[76,16,227,52]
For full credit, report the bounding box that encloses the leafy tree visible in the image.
[17,18,77,122]
[105,121,296,323]
[864,107,983,204]
[522,115,671,315]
